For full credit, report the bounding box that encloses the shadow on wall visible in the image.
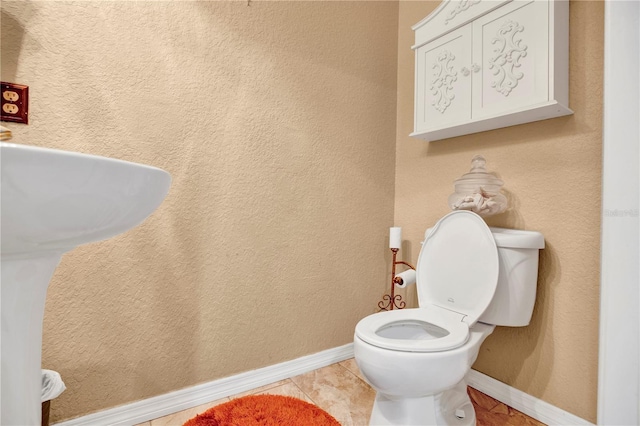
[1,8,28,81]
[477,166,561,394]
[474,235,561,396]
[421,114,577,159]
[474,154,561,394]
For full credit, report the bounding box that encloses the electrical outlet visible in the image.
[3,90,20,102]
[3,104,19,114]
[1,82,29,124]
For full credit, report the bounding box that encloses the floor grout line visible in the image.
[337,361,366,385]
[289,378,317,406]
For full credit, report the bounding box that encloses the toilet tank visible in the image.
[479,227,545,326]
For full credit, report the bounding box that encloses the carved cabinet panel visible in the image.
[411,0,572,142]
[472,0,549,119]
[416,25,472,131]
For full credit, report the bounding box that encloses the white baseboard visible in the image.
[55,347,593,426]
[466,369,594,426]
[54,343,354,426]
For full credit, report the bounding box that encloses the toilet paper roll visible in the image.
[393,269,416,288]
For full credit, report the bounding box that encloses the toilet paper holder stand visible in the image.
[378,248,415,311]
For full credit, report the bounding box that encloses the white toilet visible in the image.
[354,210,544,425]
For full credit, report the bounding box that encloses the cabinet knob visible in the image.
[461,67,470,77]
[471,63,481,73]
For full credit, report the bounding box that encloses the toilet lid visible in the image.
[417,211,499,326]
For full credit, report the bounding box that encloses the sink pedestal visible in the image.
[1,142,171,425]
[1,253,62,425]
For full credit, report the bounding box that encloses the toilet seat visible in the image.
[355,307,469,352]
[356,211,499,354]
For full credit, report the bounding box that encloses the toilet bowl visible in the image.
[354,321,494,425]
[354,210,544,425]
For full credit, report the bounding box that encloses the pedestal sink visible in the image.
[0,142,171,425]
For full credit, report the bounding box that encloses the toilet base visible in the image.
[369,380,475,426]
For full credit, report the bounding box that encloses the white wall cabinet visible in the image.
[411,0,572,142]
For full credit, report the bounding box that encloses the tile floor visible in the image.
[137,358,546,426]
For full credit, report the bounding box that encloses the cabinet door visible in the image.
[415,24,472,133]
[471,0,549,119]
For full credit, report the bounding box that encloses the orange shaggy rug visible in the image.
[183,394,341,426]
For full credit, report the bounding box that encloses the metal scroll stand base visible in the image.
[378,248,415,311]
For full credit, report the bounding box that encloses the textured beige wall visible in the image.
[2,0,605,423]
[1,1,399,421]
[394,0,603,422]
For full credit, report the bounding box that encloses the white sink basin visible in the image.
[1,142,171,254]
[0,142,171,425]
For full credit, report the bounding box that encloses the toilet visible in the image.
[354,210,544,425]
